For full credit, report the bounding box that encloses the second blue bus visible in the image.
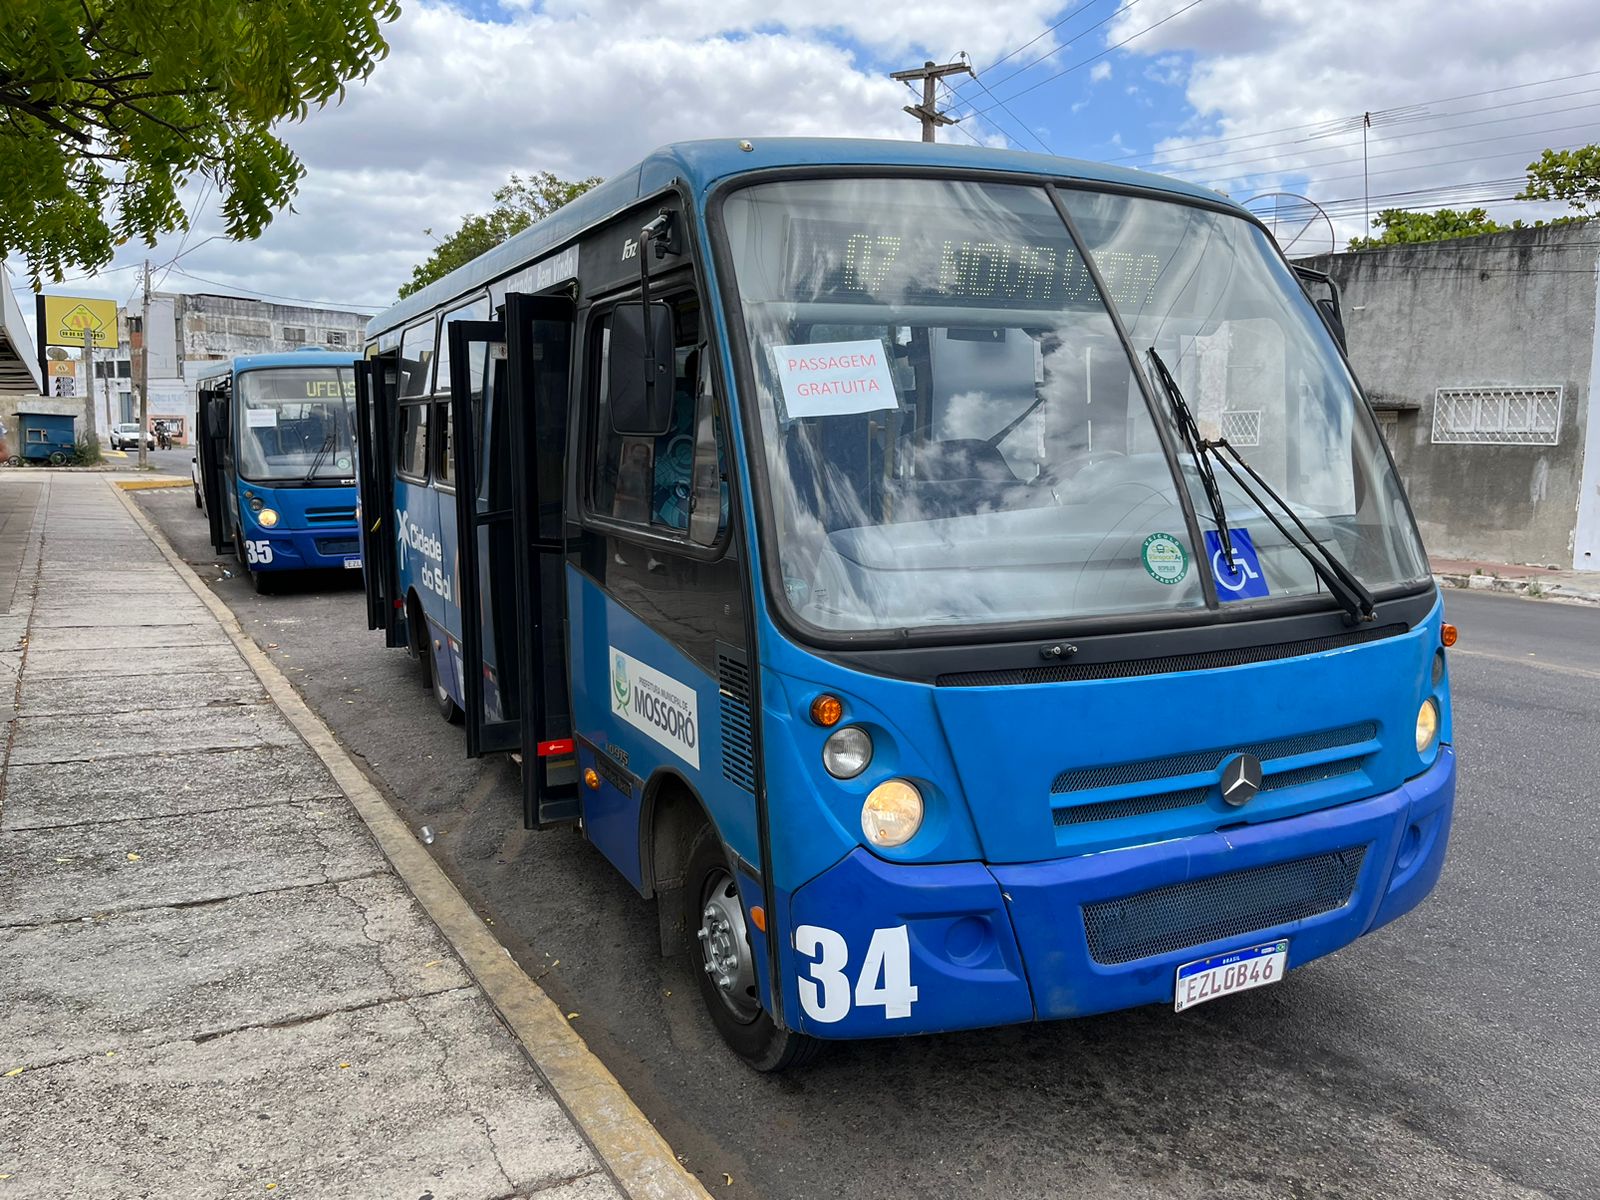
[195,350,364,591]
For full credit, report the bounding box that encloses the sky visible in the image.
[13,0,1600,328]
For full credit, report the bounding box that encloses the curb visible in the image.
[114,477,193,491]
[111,480,713,1200]
[1433,571,1600,607]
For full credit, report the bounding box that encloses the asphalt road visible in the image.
[132,484,1600,1200]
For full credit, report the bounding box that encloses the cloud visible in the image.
[1103,0,1600,246]
[31,0,1063,313]
[1089,61,1112,83]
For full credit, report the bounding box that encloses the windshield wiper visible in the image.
[304,434,336,483]
[1147,347,1375,622]
[1147,348,1237,572]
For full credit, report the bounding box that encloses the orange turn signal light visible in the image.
[1441,623,1458,648]
[810,694,843,727]
[749,905,767,933]
[583,768,600,791]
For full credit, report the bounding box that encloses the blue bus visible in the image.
[355,139,1455,1070]
[195,350,365,591]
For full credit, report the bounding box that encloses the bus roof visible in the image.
[193,348,364,384]
[366,137,1243,340]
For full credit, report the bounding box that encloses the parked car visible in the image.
[110,422,155,451]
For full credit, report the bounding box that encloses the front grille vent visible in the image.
[315,537,360,556]
[939,625,1405,687]
[306,506,356,525]
[1052,723,1376,795]
[717,645,756,794]
[1054,786,1208,827]
[1081,846,1367,965]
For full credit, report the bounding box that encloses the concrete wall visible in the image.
[1299,224,1600,568]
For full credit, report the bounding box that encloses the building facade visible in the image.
[91,293,370,444]
[1298,223,1600,572]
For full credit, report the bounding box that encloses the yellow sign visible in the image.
[41,295,118,349]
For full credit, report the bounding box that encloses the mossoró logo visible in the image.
[612,652,630,710]
[608,647,699,769]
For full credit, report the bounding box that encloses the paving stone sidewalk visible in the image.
[0,473,623,1200]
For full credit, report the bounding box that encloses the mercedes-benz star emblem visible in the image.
[1219,752,1263,806]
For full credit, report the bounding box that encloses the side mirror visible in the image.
[1293,265,1347,352]
[1316,297,1347,351]
[608,302,674,437]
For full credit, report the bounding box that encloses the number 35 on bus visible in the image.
[354,139,1456,1070]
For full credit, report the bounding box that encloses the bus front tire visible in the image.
[682,821,820,1072]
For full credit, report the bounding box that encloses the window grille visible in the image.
[1220,410,1261,447]
[282,326,307,344]
[1432,386,1561,445]
[325,330,347,346]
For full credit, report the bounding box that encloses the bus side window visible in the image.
[591,303,721,537]
[399,320,436,398]
[397,402,429,482]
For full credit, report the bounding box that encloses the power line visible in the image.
[1161,114,1600,184]
[966,0,1211,116]
[167,266,377,311]
[956,71,1056,154]
[949,0,1103,92]
[1107,67,1600,168]
[1140,88,1600,176]
[965,0,1149,108]
[1238,137,1595,193]
[153,178,213,292]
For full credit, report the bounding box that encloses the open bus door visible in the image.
[449,293,578,827]
[196,387,230,554]
[354,354,405,648]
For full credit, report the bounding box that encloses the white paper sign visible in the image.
[772,339,898,419]
[609,647,700,769]
[244,407,278,428]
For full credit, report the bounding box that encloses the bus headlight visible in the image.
[862,780,923,848]
[822,726,872,779]
[257,508,279,528]
[1415,698,1439,753]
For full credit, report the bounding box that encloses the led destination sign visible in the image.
[783,220,1165,310]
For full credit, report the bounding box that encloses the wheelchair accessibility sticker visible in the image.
[1204,528,1270,601]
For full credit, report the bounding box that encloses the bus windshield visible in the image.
[235,366,357,483]
[719,177,1428,634]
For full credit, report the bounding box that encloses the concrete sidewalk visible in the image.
[0,473,670,1199]
[1431,556,1600,605]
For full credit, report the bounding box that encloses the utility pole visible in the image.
[137,258,151,470]
[1362,111,1372,235]
[890,59,974,142]
[81,323,98,448]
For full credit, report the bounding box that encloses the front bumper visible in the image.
[783,748,1455,1038]
[248,525,362,572]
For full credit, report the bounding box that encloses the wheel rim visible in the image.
[698,867,760,1023]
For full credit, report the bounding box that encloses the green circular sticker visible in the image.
[1141,533,1189,585]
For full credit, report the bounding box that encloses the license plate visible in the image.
[343,558,363,569]
[1174,940,1288,1012]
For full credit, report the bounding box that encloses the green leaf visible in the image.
[0,0,399,284]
